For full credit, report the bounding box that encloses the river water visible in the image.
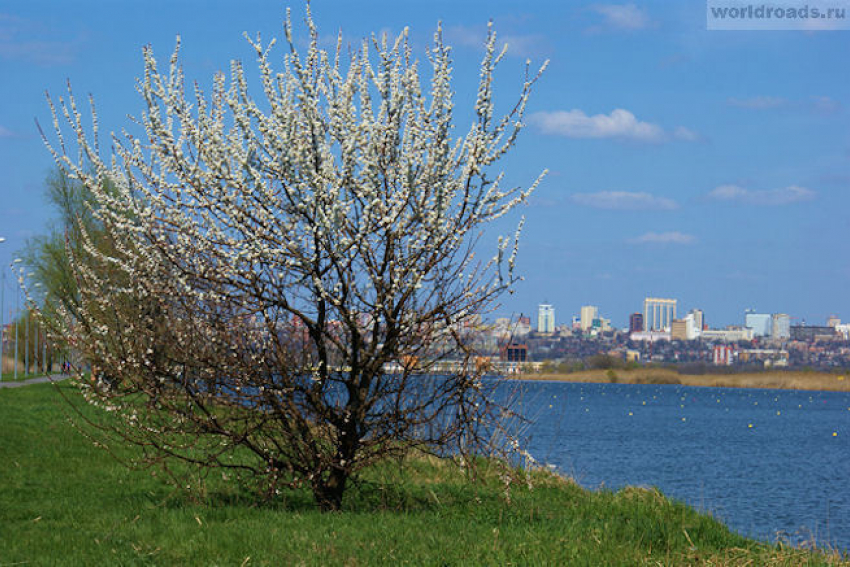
[505,380,850,551]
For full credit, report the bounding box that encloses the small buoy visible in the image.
[833,432,838,437]
[748,424,753,428]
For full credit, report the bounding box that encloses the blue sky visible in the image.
[0,0,848,329]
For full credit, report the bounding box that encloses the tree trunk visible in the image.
[313,467,348,511]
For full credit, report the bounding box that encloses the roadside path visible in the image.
[0,374,70,389]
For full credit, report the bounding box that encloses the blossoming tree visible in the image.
[42,6,545,510]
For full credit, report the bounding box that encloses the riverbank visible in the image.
[1,382,846,564]
[519,368,850,392]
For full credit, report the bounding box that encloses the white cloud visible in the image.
[589,4,652,30]
[672,126,700,141]
[571,191,678,210]
[0,124,13,137]
[530,109,663,143]
[727,96,787,109]
[529,108,696,144]
[630,231,695,245]
[708,184,816,205]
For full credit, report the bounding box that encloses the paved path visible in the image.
[0,374,70,389]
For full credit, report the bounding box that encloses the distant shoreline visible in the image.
[512,368,850,392]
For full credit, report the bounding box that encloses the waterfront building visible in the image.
[713,345,735,365]
[580,305,598,332]
[790,325,836,342]
[701,326,754,343]
[629,313,644,333]
[771,313,791,339]
[688,309,705,331]
[745,310,771,337]
[630,330,671,342]
[591,317,611,333]
[501,343,528,362]
[737,348,789,367]
[671,313,699,341]
[538,303,555,334]
[644,297,677,331]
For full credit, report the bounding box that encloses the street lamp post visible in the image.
[13,258,23,379]
[14,273,18,380]
[33,283,43,375]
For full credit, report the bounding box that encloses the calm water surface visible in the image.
[506,380,850,551]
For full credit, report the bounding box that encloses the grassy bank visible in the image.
[0,370,54,383]
[1,355,57,381]
[525,368,850,392]
[1,383,846,565]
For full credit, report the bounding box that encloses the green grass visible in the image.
[1,383,847,566]
[0,370,54,383]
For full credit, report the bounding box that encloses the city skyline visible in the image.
[1,0,848,326]
[522,299,838,333]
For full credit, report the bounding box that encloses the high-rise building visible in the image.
[644,297,677,331]
[629,313,644,333]
[688,309,705,331]
[538,303,555,334]
[745,310,771,337]
[671,313,699,341]
[580,305,598,332]
[771,314,791,340]
[713,345,735,365]
[671,318,688,341]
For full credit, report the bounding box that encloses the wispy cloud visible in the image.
[708,184,816,205]
[629,231,695,245]
[811,95,842,114]
[529,108,696,144]
[0,124,14,138]
[571,191,678,210]
[442,24,548,58]
[588,3,652,31]
[727,95,842,114]
[0,13,82,66]
[727,96,787,109]
[672,126,701,142]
